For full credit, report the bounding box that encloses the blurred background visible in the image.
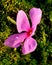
[0,0,52,65]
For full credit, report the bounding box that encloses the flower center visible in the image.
[27,28,32,36]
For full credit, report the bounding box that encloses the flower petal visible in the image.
[4,33,27,48]
[30,26,37,36]
[16,10,30,33]
[22,37,37,55]
[29,8,42,27]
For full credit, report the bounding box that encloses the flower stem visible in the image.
[7,16,16,25]
[14,48,17,52]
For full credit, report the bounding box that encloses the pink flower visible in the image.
[4,8,42,55]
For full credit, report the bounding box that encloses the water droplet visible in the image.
[16,37,18,39]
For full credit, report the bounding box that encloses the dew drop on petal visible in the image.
[16,37,18,39]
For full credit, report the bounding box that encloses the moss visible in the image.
[0,0,52,65]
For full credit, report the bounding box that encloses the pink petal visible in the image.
[4,33,27,48]
[16,10,30,33]
[30,26,37,36]
[22,37,37,55]
[29,8,42,27]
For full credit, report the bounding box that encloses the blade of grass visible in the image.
[7,16,16,25]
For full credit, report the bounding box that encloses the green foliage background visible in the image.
[0,0,52,65]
